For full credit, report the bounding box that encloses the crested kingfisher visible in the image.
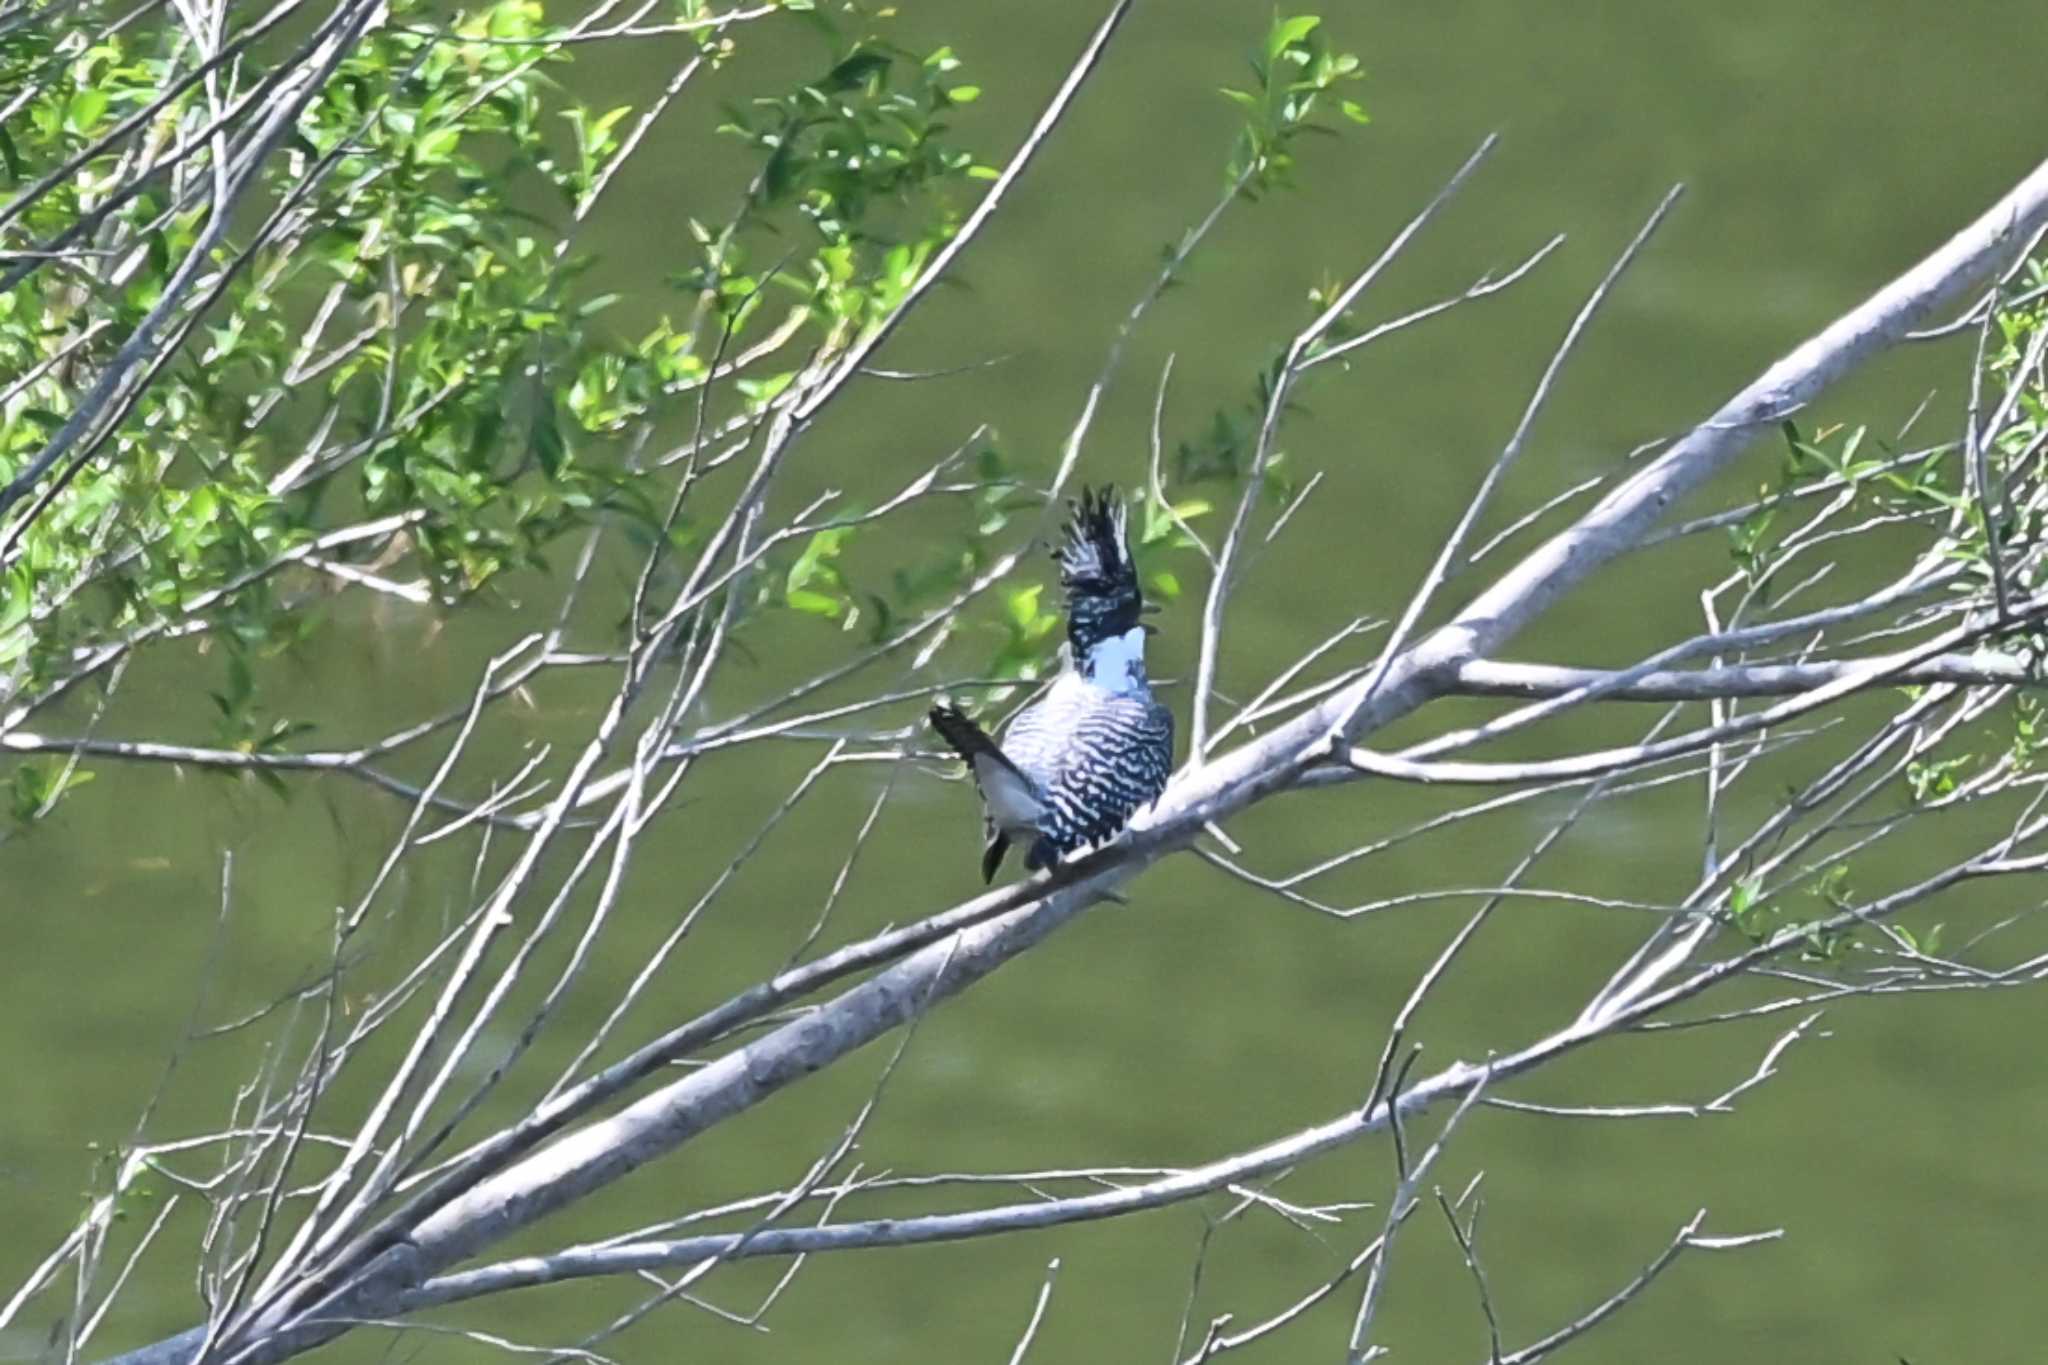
[929,486,1175,882]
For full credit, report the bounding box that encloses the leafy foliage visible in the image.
[0,0,1036,816]
[1220,14,1367,199]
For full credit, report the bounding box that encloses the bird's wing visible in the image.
[1141,696,1174,807]
[928,705,1044,828]
[998,688,1059,770]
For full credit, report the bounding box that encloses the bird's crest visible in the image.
[1054,485,1143,653]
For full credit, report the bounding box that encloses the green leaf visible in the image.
[531,396,568,478]
[591,105,632,143]
[66,88,109,134]
[1268,15,1322,59]
[787,526,852,598]
[762,138,798,202]
[1005,583,1042,629]
[787,588,843,617]
[415,125,462,163]
[822,49,891,91]
[0,570,29,633]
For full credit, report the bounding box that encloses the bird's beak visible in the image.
[1141,622,1159,636]
[1140,601,1162,615]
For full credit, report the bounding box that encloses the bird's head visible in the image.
[1054,485,1145,654]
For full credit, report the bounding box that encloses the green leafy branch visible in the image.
[1221,13,1366,199]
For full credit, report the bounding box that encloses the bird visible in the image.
[928,486,1175,882]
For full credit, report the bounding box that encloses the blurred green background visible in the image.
[6,2,2048,1362]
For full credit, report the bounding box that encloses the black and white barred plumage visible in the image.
[929,487,1174,882]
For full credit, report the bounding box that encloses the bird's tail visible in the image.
[929,705,1029,884]
[928,704,1005,766]
[1054,485,1143,650]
